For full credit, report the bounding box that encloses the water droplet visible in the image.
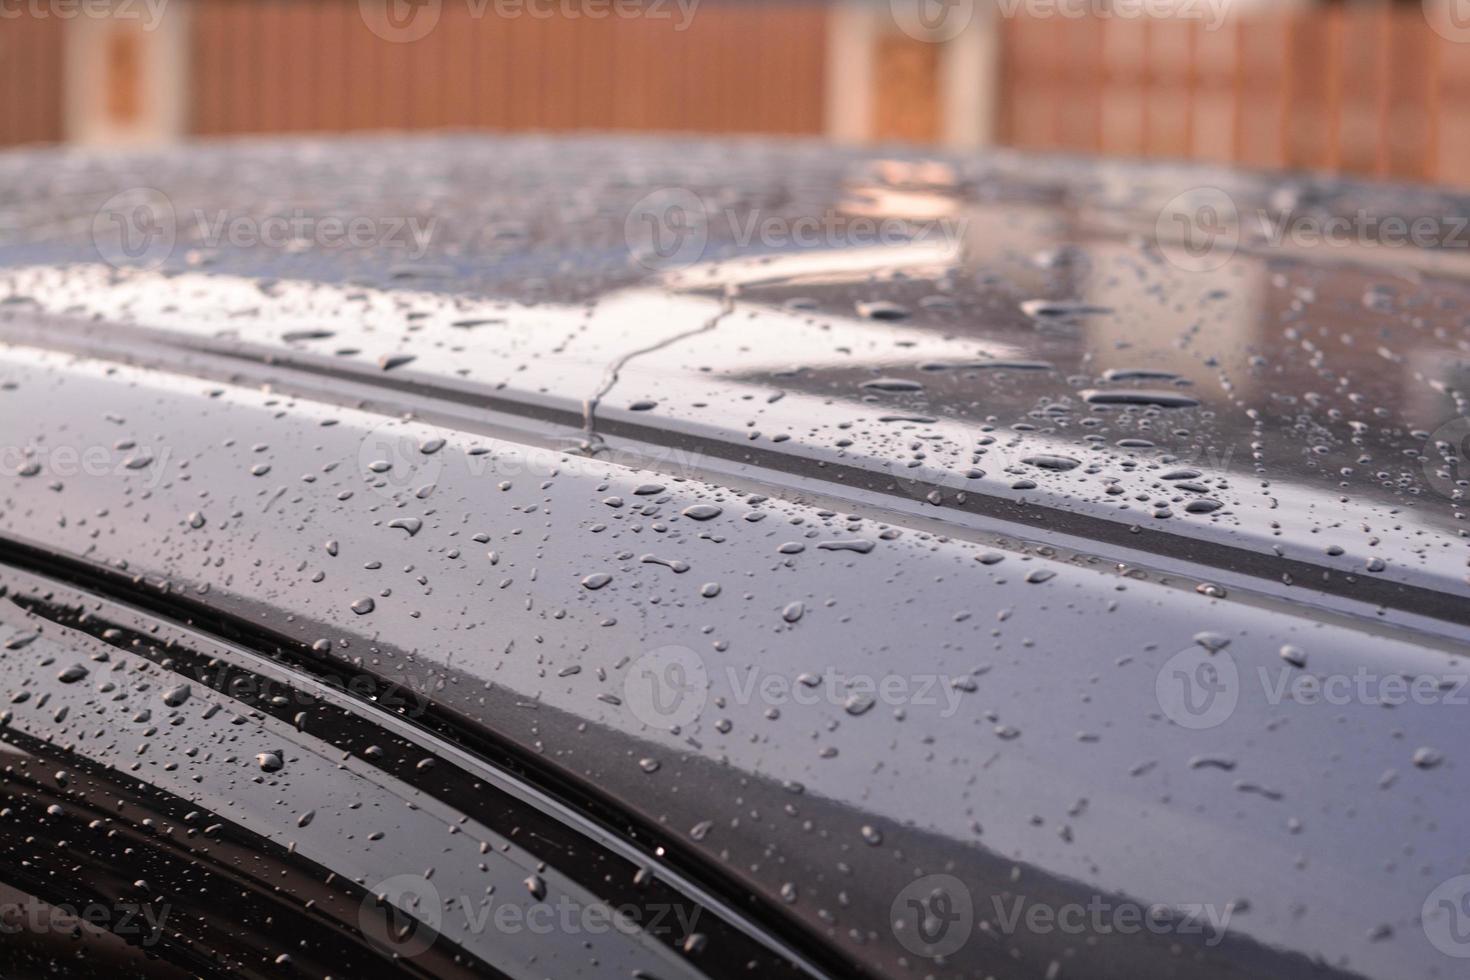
[378,353,416,371]
[640,554,690,573]
[388,517,423,537]
[581,573,613,590]
[56,665,88,684]
[1022,455,1081,472]
[860,378,924,393]
[817,540,875,554]
[1021,299,1113,319]
[1081,390,1201,409]
[351,597,376,616]
[855,300,909,320]
[1193,632,1230,653]
[1103,368,1181,382]
[1413,747,1443,769]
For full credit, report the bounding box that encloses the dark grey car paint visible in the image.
[0,135,1467,978]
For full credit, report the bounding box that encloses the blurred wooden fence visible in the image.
[0,13,65,146]
[1,1,1468,188]
[188,0,827,136]
[998,3,1469,185]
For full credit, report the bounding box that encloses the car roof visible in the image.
[1,134,1467,978]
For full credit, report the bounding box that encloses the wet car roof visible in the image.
[0,134,1467,978]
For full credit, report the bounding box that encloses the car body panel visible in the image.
[0,136,1467,978]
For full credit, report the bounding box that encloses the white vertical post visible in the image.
[825,3,880,143]
[939,5,1000,148]
[64,0,189,147]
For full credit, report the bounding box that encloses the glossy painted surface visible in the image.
[0,560,803,978]
[0,135,1467,978]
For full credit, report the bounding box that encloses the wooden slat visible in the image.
[254,1,287,133]
[872,33,939,144]
[992,2,1468,188]
[0,11,63,146]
